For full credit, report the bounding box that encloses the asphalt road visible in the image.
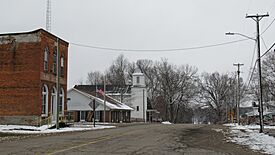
[0,124,264,155]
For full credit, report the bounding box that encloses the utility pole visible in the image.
[246,13,269,133]
[233,63,244,125]
[93,99,96,127]
[103,76,106,123]
[95,79,98,124]
[143,89,145,123]
[56,38,60,129]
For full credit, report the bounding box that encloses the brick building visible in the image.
[0,29,68,125]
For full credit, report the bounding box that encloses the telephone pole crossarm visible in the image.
[246,14,269,20]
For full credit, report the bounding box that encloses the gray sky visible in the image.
[1,0,275,88]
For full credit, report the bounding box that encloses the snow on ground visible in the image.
[0,124,116,134]
[212,128,223,133]
[224,123,275,130]
[223,123,275,155]
[161,121,172,124]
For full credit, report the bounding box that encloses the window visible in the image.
[44,47,49,71]
[136,106,139,111]
[59,88,64,115]
[60,55,64,76]
[51,87,57,116]
[136,76,140,84]
[42,85,48,116]
[80,111,86,121]
[53,50,57,74]
[95,111,100,122]
[51,87,64,116]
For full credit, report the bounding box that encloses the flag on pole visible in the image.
[97,89,104,95]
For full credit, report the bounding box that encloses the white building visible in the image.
[130,72,147,122]
[69,70,149,122]
[67,88,133,123]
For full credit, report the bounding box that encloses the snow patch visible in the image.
[224,124,275,155]
[212,128,223,133]
[161,121,172,124]
[0,124,115,134]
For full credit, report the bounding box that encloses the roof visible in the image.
[74,84,154,110]
[245,110,275,117]
[132,72,144,76]
[0,28,69,46]
[68,88,133,111]
[74,85,131,94]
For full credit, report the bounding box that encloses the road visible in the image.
[0,124,264,155]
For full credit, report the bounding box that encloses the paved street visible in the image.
[0,124,264,155]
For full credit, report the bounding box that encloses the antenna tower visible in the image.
[46,0,51,31]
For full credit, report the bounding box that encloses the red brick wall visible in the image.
[0,29,68,119]
[0,41,41,116]
[39,31,68,116]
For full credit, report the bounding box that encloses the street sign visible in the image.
[88,99,100,109]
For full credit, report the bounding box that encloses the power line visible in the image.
[245,60,257,91]
[261,16,275,35]
[245,41,275,90]
[260,36,268,50]
[260,42,275,59]
[70,39,249,52]
[245,42,257,86]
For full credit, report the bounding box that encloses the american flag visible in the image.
[97,89,104,95]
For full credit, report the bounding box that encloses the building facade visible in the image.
[67,88,133,123]
[130,72,147,122]
[72,71,149,122]
[0,29,68,125]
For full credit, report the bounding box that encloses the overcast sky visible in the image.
[1,0,275,88]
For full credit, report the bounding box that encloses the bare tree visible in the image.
[135,59,160,109]
[262,51,275,101]
[154,59,198,123]
[127,62,136,84]
[86,71,104,85]
[199,72,237,123]
[106,54,130,86]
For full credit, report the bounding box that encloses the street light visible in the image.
[226,31,264,133]
[225,32,256,41]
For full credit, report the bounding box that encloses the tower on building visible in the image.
[131,71,147,122]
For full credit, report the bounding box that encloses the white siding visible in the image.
[67,90,93,111]
[131,87,147,121]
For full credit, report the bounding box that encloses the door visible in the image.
[80,111,86,121]
[51,87,57,123]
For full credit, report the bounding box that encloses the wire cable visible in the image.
[245,41,275,92]
[260,42,275,59]
[245,42,257,85]
[244,60,257,93]
[70,39,249,52]
[261,16,275,35]
[260,36,268,50]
